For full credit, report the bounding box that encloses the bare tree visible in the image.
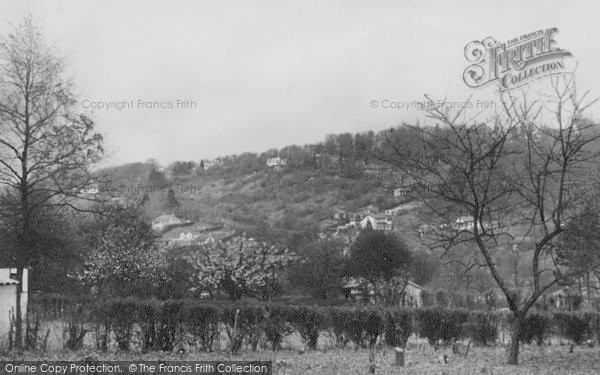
[0,15,104,347]
[379,77,600,364]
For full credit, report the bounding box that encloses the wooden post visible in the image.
[394,347,405,366]
[232,309,240,354]
[368,343,376,373]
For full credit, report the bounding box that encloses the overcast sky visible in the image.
[0,0,598,166]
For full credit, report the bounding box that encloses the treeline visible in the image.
[25,295,600,353]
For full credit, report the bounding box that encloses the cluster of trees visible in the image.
[377,81,600,364]
[74,206,425,306]
[289,229,436,303]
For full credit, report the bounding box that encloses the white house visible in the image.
[267,157,287,170]
[385,202,421,216]
[201,159,221,170]
[360,215,393,231]
[455,216,475,231]
[151,214,187,232]
[0,268,28,347]
[80,185,100,195]
[454,216,498,232]
[393,187,411,198]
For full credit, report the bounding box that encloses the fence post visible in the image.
[394,347,405,366]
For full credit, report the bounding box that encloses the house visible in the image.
[343,277,424,307]
[455,216,475,231]
[108,197,128,207]
[80,185,99,195]
[333,211,349,223]
[151,214,189,232]
[201,159,221,170]
[360,215,393,231]
[385,201,421,216]
[393,187,411,198]
[267,157,287,170]
[160,224,235,248]
[0,268,28,347]
[549,287,583,311]
[454,216,498,232]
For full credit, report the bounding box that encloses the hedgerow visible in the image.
[28,294,600,353]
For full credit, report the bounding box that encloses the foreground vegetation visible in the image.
[2,345,599,375]
[23,296,600,358]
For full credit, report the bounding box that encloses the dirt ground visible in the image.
[2,344,599,375]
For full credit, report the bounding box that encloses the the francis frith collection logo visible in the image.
[463,28,573,90]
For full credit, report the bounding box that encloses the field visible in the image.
[2,345,598,375]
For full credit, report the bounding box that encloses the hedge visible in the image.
[27,294,600,352]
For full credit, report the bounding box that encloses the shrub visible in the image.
[328,307,353,348]
[384,309,413,348]
[519,312,551,345]
[156,300,185,352]
[62,302,90,351]
[584,312,600,345]
[184,302,221,352]
[221,304,266,353]
[466,311,498,346]
[555,312,590,346]
[416,308,468,346]
[286,305,324,350]
[263,305,293,351]
[104,298,139,351]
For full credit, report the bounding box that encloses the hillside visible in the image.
[101,156,430,251]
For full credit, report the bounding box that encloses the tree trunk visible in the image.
[507,316,521,365]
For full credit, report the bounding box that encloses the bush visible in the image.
[555,312,590,346]
[286,305,324,350]
[384,309,413,348]
[328,307,353,348]
[34,293,600,354]
[221,304,266,353]
[62,302,89,351]
[104,298,139,351]
[416,308,468,346]
[263,305,293,351]
[466,311,498,346]
[519,312,551,345]
[156,300,185,352]
[184,302,221,352]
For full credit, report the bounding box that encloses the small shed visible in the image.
[0,268,28,346]
[0,277,18,345]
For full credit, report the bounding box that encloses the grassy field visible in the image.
[2,344,598,375]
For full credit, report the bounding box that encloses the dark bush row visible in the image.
[28,295,600,353]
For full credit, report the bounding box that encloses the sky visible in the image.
[0,0,598,167]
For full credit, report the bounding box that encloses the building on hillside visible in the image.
[80,185,100,195]
[160,224,235,248]
[393,187,411,198]
[201,159,221,170]
[455,216,475,231]
[267,157,287,170]
[360,215,393,231]
[385,201,421,216]
[343,277,424,307]
[108,197,128,207]
[454,216,499,232]
[0,268,28,347]
[151,213,190,232]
